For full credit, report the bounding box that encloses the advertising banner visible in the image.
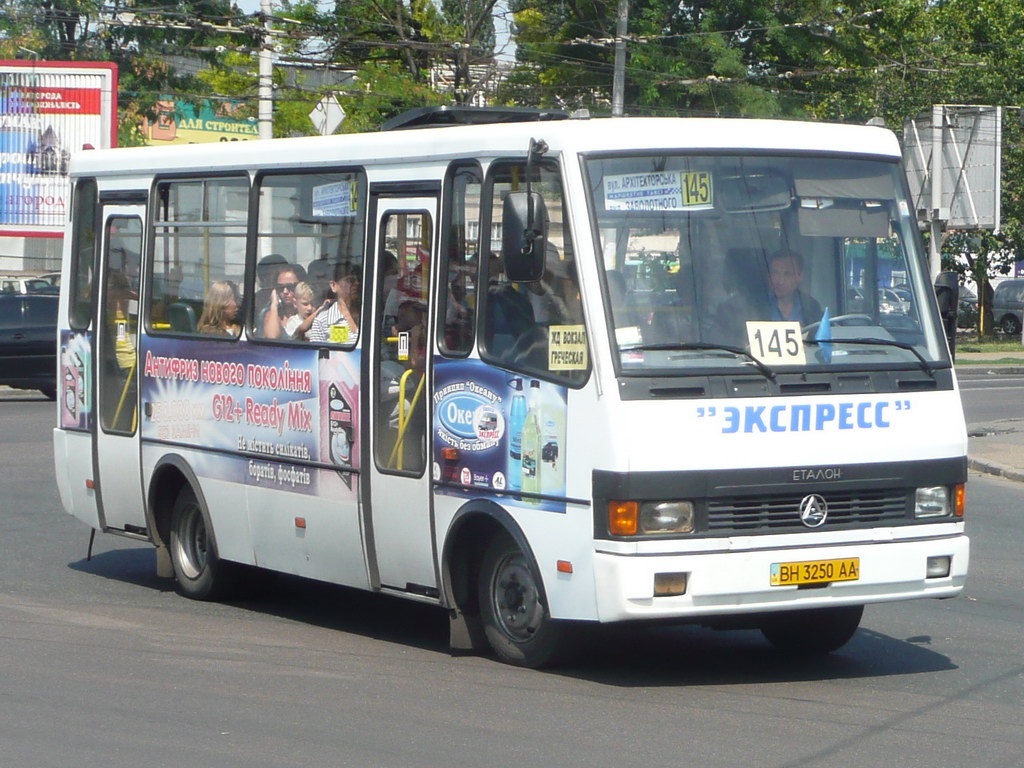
[0,61,117,234]
[140,336,360,495]
[142,98,258,145]
[432,358,568,512]
[59,330,93,431]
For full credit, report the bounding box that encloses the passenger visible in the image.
[107,270,138,372]
[254,253,286,311]
[606,268,638,329]
[308,263,361,344]
[766,249,822,325]
[525,249,573,324]
[645,267,697,344]
[484,252,535,360]
[197,281,241,336]
[306,254,333,300]
[284,281,327,341]
[394,297,428,372]
[261,264,302,339]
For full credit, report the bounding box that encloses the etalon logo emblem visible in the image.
[799,494,828,528]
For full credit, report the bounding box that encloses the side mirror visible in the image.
[501,191,547,283]
[933,270,959,359]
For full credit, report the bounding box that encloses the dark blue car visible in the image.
[0,293,58,399]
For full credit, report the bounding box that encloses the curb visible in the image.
[955,365,1024,373]
[968,456,1024,484]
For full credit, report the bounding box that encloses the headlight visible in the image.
[608,500,696,535]
[914,486,950,518]
[640,501,695,534]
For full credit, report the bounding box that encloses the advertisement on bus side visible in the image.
[59,329,93,431]
[432,358,567,512]
[139,336,359,495]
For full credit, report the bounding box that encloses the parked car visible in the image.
[877,287,910,315]
[993,278,1024,335]
[0,293,58,399]
[0,274,52,294]
[958,286,978,329]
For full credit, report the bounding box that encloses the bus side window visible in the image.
[480,161,588,385]
[151,177,248,337]
[68,178,98,330]
[252,170,367,343]
[439,163,482,356]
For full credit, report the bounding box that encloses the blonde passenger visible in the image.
[285,281,326,340]
[197,281,240,336]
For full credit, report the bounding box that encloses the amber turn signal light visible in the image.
[955,484,965,517]
[608,500,638,536]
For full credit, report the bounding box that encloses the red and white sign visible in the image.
[1,60,117,236]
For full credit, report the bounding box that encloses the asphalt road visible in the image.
[1,395,1022,768]
[958,367,1024,425]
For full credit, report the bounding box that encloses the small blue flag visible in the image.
[815,306,832,362]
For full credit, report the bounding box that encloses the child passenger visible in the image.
[284,281,326,341]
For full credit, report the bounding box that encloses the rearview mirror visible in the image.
[501,191,548,283]
[719,169,792,212]
[933,270,959,359]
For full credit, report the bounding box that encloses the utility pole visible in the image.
[611,0,628,117]
[258,0,274,140]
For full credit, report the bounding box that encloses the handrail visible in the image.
[387,369,425,470]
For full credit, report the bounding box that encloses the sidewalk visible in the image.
[955,351,1024,483]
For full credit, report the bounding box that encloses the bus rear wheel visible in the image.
[477,533,567,668]
[169,485,234,600]
[760,605,863,655]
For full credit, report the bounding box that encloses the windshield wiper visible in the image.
[620,342,776,381]
[804,337,935,377]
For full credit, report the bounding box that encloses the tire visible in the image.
[169,485,235,600]
[477,533,567,668]
[1000,314,1022,336]
[760,605,863,656]
[39,384,57,401]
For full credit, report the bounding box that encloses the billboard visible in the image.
[903,105,1001,231]
[142,98,258,145]
[0,60,117,236]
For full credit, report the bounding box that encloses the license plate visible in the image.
[770,557,860,586]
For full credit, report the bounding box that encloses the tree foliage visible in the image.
[1,0,253,145]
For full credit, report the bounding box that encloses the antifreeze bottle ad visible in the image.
[433,360,567,510]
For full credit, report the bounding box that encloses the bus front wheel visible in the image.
[477,533,566,668]
[760,605,864,655]
[169,485,234,600]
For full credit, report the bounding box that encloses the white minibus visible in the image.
[54,108,968,667]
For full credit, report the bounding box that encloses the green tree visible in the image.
[1,0,252,145]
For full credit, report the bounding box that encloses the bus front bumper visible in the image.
[591,533,969,623]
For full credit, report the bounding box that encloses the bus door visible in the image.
[365,194,439,595]
[93,203,147,533]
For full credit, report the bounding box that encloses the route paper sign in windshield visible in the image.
[603,170,712,211]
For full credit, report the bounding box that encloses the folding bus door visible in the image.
[364,193,439,596]
[93,204,148,533]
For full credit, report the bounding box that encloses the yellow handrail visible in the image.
[112,358,137,432]
[387,369,425,470]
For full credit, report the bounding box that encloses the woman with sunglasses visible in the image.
[261,265,301,339]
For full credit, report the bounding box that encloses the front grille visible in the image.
[705,489,908,534]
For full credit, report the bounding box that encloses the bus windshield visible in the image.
[585,153,947,376]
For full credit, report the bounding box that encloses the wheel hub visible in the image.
[493,553,542,642]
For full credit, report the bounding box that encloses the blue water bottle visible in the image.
[507,378,526,491]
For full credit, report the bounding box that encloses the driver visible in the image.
[766,250,822,325]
